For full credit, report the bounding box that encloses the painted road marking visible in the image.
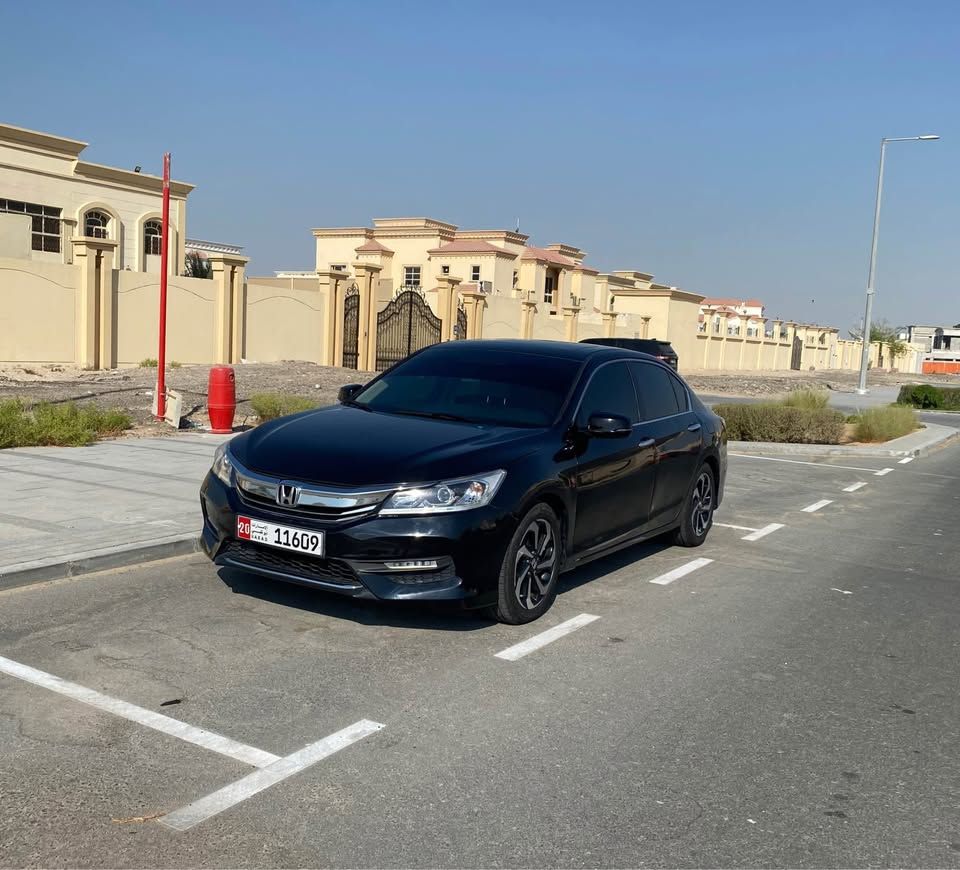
[494,613,600,661]
[0,655,279,769]
[843,482,868,492]
[875,468,894,476]
[730,454,893,474]
[801,499,833,513]
[714,522,759,532]
[898,456,915,464]
[649,557,714,586]
[160,720,384,832]
[741,523,785,541]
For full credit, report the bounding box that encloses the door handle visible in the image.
[687,423,702,432]
[636,437,655,449]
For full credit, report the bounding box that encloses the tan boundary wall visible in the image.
[0,256,77,363]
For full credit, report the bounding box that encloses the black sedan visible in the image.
[200,340,726,623]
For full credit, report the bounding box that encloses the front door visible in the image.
[630,362,702,528]
[571,361,657,554]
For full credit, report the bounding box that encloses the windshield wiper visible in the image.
[389,409,475,423]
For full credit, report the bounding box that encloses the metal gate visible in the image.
[342,283,360,369]
[454,302,467,340]
[375,288,442,372]
[790,335,803,370]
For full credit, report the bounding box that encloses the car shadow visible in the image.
[217,567,491,632]
[557,535,675,594]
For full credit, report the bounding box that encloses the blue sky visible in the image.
[2,0,957,330]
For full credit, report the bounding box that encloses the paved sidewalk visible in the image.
[0,434,228,589]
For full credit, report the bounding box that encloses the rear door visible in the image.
[570,361,658,553]
[629,362,702,528]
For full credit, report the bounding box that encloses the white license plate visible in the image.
[237,515,324,556]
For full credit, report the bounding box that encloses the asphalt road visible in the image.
[1,446,958,868]
[699,387,960,430]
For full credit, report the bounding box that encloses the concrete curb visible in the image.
[0,534,201,592]
[729,423,959,459]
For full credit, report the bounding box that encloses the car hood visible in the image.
[231,405,547,486]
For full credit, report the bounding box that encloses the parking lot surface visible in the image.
[1,446,958,868]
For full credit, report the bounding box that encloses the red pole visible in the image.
[156,152,171,420]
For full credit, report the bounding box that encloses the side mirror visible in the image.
[586,413,632,438]
[338,383,362,403]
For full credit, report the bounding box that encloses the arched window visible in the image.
[84,210,111,239]
[143,219,163,256]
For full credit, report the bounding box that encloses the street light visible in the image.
[856,134,940,394]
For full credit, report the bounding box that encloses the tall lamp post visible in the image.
[856,134,939,394]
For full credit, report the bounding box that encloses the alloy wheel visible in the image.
[513,518,557,610]
[691,471,714,537]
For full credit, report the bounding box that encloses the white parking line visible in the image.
[649,557,713,586]
[730,454,894,474]
[714,522,759,532]
[898,456,915,464]
[160,720,384,832]
[494,613,600,661]
[843,482,868,492]
[0,655,280,769]
[801,499,833,513]
[741,523,785,541]
[875,468,894,476]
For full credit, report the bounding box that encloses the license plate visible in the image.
[237,515,324,556]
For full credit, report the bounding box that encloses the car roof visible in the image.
[424,338,620,361]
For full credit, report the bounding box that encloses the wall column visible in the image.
[562,305,580,342]
[71,237,118,369]
[602,311,617,338]
[209,253,250,364]
[640,315,652,339]
[755,318,767,369]
[520,293,538,339]
[318,269,346,366]
[717,314,729,369]
[352,262,382,372]
[460,290,486,340]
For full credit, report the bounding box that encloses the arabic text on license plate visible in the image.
[237,516,324,556]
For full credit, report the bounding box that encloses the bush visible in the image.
[897,384,942,409]
[714,403,846,444]
[249,393,318,421]
[852,406,918,443]
[781,388,830,410]
[139,358,158,368]
[0,399,132,448]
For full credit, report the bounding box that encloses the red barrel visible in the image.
[207,366,236,434]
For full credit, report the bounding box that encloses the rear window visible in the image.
[354,348,582,427]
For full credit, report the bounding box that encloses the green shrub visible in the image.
[139,358,158,368]
[0,400,132,448]
[714,403,845,444]
[897,384,943,409]
[780,388,830,410]
[249,393,318,422]
[852,406,918,443]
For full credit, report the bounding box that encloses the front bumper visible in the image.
[200,473,514,606]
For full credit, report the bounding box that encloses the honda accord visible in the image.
[200,340,726,623]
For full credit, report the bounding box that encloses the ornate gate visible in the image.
[375,288,442,371]
[790,334,803,370]
[342,283,360,369]
[454,302,467,340]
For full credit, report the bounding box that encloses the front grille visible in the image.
[236,488,382,522]
[217,540,363,589]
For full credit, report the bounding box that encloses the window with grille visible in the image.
[403,266,421,287]
[0,198,61,253]
[470,265,481,282]
[143,220,162,256]
[84,210,110,239]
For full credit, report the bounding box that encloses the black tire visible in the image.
[673,464,715,547]
[490,503,561,625]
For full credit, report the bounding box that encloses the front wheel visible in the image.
[673,465,715,547]
[490,503,561,624]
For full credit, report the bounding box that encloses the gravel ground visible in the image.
[0,360,955,439]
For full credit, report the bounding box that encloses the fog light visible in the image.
[382,559,439,571]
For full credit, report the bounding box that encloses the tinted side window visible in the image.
[669,375,688,411]
[630,363,680,420]
[578,362,639,426]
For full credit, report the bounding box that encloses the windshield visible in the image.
[352,349,582,427]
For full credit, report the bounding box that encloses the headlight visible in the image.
[380,470,506,515]
[211,443,235,485]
